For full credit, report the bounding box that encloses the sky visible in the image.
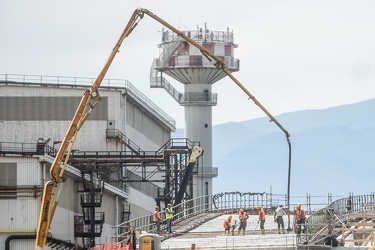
[1,0,375,129]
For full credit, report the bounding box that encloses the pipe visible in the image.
[5,234,82,250]
[0,230,35,233]
[5,235,35,250]
[43,161,46,184]
[116,195,119,227]
[0,195,42,198]
[286,136,292,232]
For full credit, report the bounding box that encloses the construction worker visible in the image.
[257,205,266,235]
[165,203,174,234]
[295,203,306,234]
[274,204,286,234]
[346,196,352,212]
[238,209,249,235]
[153,205,162,234]
[223,215,232,234]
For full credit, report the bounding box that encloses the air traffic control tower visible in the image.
[150,25,239,198]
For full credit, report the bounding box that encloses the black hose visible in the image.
[5,234,81,250]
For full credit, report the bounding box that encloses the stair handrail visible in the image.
[160,35,185,66]
[106,129,145,155]
[150,58,183,103]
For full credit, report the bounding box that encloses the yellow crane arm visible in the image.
[34,10,142,249]
[36,8,289,249]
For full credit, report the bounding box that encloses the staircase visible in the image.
[150,35,185,103]
[74,169,105,248]
[150,59,183,103]
[106,129,145,155]
[160,35,185,66]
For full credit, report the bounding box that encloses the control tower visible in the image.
[150,24,239,198]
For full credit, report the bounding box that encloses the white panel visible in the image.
[0,193,39,231]
[214,44,225,56]
[189,44,201,55]
[17,157,40,185]
[127,187,156,217]
[50,205,76,241]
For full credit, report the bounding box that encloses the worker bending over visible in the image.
[238,209,249,235]
[274,204,286,234]
[223,215,232,234]
[257,205,266,235]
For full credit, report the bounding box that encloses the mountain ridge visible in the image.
[172,98,375,200]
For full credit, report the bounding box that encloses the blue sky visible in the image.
[1,0,375,128]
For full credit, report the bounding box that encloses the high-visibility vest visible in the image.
[275,207,284,217]
[239,212,248,222]
[295,208,306,219]
[223,218,231,228]
[258,209,265,220]
[166,208,173,219]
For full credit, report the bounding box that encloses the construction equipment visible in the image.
[231,220,240,235]
[174,146,204,206]
[35,8,289,249]
[35,19,129,248]
[253,220,260,234]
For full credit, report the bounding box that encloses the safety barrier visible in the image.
[108,192,369,247]
[307,193,375,234]
[112,192,288,243]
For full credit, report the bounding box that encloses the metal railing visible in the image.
[150,59,182,103]
[0,141,57,155]
[294,193,375,247]
[162,29,235,46]
[307,193,375,234]
[112,192,287,243]
[111,192,375,248]
[113,195,213,243]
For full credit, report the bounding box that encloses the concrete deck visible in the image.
[158,213,369,249]
[160,213,299,249]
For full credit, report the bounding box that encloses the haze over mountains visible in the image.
[172,98,375,204]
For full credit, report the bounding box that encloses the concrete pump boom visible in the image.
[35,8,290,249]
[34,10,141,249]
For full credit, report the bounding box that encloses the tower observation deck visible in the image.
[150,24,240,199]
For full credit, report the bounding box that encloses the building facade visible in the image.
[0,75,176,249]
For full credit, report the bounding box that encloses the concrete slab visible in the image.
[156,212,370,249]
[161,214,299,249]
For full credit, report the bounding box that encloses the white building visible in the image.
[0,75,178,249]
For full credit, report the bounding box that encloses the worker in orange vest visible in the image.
[238,209,249,235]
[223,215,232,234]
[257,205,266,235]
[295,203,306,234]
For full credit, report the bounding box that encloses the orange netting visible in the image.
[88,242,130,250]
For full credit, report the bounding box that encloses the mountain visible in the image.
[172,98,375,201]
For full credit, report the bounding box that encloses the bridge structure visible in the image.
[107,192,375,250]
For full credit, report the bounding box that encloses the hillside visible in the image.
[172,98,375,201]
